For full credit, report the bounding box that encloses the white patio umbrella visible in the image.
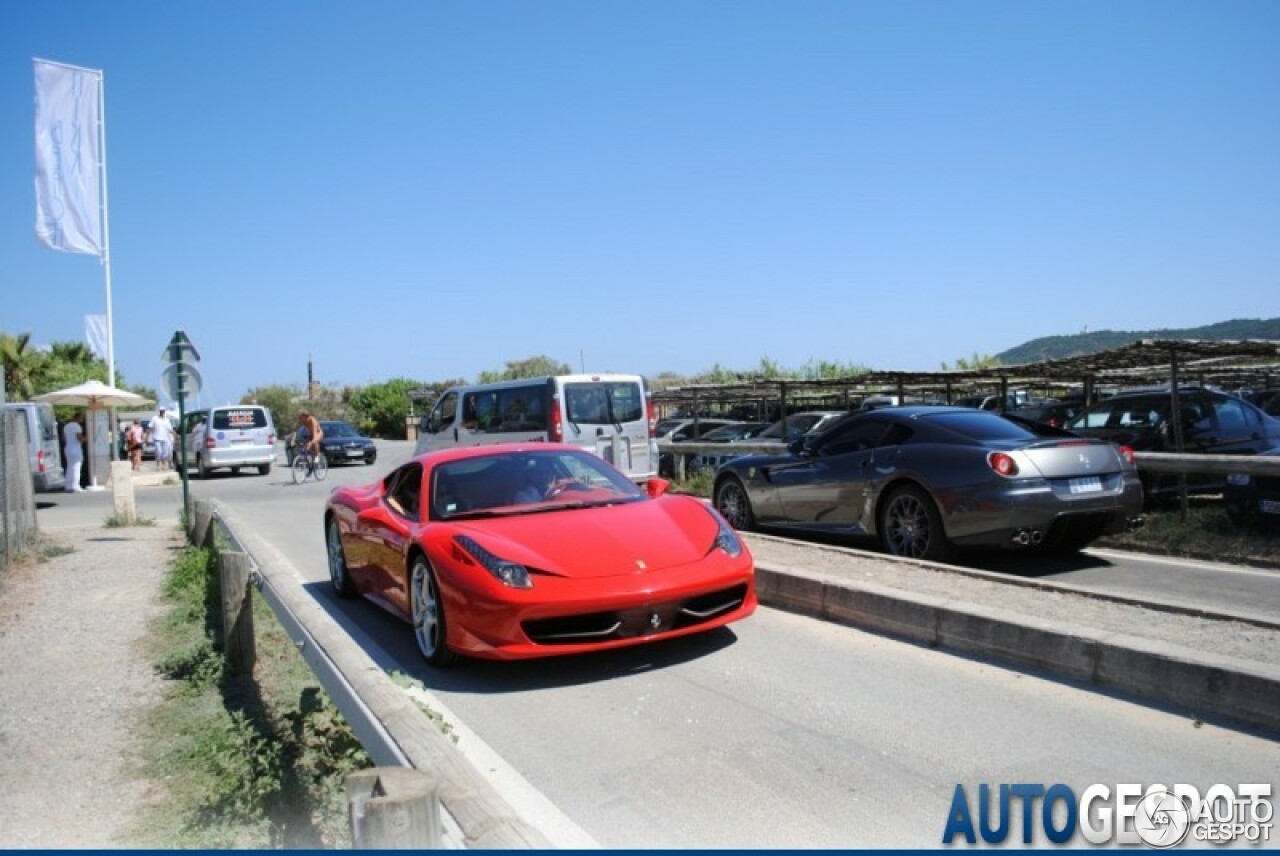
[33,379,153,409]
[35,380,154,488]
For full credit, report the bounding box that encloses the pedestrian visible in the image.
[125,421,144,471]
[62,413,86,492]
[149,408,175,471]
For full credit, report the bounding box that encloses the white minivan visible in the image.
[415,374,658,481]
[181,404,277,478]
[4,401,64,492]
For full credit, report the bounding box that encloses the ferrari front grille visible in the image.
[523,584,749,646]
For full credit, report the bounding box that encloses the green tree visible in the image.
[242,384,306,433]
[476,355,571,384]
[347,378,429,438]
[941,352,1004,371]
[1,332,42,399]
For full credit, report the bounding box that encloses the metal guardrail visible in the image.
[190,499,555,849]
[657,440,1280,478]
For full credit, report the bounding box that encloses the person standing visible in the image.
[125,421,144,471]
[63,413,86,492]
[149,408,175,471]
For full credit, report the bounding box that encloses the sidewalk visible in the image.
[0,516,180,847]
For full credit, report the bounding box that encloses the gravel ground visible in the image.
[0,524,180,848]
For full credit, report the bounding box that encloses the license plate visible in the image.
[347,449,364,457]
[1069,476,1103,494]
[1261,499,1280,515]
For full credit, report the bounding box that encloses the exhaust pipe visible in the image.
[1010,528,1044,547]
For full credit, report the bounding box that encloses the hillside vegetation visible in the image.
[996,318,1280,366]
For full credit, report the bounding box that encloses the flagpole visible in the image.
[97,68,115,391]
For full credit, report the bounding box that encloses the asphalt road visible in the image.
[36,441,1280,847]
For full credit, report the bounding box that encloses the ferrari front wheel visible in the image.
[410,555,457,667]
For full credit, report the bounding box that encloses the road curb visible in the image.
[754,562,1280,734]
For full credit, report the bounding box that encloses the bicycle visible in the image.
[291,440,328,484]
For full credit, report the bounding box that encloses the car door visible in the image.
[1200,393,1276,455]
[772,417,891,531]
[353,463,423,612]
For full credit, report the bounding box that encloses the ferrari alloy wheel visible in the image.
[879,485,951,563]
[410,555,456,667]
[326,519,355,598]
[714,477,756,531]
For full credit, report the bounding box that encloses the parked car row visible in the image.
[712,406,1146,562]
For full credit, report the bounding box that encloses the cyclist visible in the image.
[295,410,323,463]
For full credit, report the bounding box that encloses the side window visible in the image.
[497,385,545,431]
[1211,397,1251,433]
[819,420,889,456]
[428,392,457,434]
[385,463,423,520]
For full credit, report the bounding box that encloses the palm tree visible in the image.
[1,332,43,400]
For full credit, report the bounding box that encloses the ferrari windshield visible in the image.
[431,448,646,519]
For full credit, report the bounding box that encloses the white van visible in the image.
[181,404,277,478]
[4,402,64,492]
[415,374,657,481]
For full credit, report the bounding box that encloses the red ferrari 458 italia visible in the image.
[323,444,757,666]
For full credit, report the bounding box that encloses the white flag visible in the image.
[85,314,107,359]
[34,59,103,255]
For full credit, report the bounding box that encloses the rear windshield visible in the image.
[925,411,1040,441]
[213,408,269,430]
[565,382,644,424]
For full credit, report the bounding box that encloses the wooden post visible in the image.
[218,550,256,675]
[347,767,443,848]
[192,500,213,548]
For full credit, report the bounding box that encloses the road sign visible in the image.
[162,361,203,401]
[161,330,202,364]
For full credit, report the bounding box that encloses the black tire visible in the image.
[878,484,952,563]
[258,463,272,476]
[365,451,376,465]
[714,476,757,532]
[326,518,356,598]
[197,453,210,480]
[410,554,457,667]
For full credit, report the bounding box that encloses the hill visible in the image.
[996,318,1280,366]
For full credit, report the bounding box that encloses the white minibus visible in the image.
[415,374,657,481]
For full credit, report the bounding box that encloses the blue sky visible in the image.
[4,1,1278,407]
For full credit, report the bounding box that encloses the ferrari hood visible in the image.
[449,497,723,580]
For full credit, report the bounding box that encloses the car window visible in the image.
[819,419,891,456]
[1211,398,1254,433]
[385,463,422,520]
[926,411,1041,441]
[212,407,268,430]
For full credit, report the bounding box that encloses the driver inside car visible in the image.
[512,460,557,504]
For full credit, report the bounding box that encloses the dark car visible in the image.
[755,410,848,441]
[1064,387,1280,500]
[656,418,740,477]
[1013,400,1083,429]
[690,421,773,472]
[290,420,377,466]
[1224,446,1280,531]
[712,406,1144,561]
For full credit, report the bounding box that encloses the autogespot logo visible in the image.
[942,783,1273,847]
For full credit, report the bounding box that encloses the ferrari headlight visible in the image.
[454,535,533,588]
[706,506,743,558]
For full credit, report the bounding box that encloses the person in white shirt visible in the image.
[149,408,176,471]
[63,413,85,492]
